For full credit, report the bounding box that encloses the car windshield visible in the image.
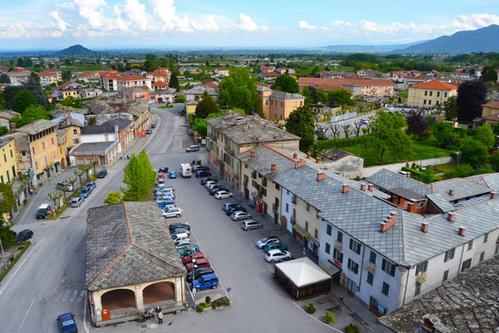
[37,208,46,214]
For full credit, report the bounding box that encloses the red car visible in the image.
[182,252,205,265]
[185,258,211,272]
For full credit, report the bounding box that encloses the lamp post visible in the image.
[191,258,197,295]
[226,287,232,302]
[0,221,9,266]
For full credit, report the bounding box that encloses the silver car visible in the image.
[70,197,84,208]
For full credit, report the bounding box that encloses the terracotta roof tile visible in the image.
[411,80,457,91]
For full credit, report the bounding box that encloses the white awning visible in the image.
[275,257,331,288]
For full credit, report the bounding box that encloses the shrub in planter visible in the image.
[205,296,211,304]
[195,304,204,313]
[215,296,231,307]
[344,323,360,333]
[324,311,335,325]
[211,302,217,310]
[202,302,211,308]
[304,303,316,314]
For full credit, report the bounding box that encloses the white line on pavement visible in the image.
[83,290,90,333]
[17,297,36,333]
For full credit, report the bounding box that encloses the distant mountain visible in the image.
[56,44,95,56]
[323,42,421,53]
[399,25,499,54]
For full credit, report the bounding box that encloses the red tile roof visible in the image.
[38,69,60,77]
[483,100,499,110]
[152,68,169,77]
[153,81,167,88]
[298,77,394,91]
[411,80,457,91]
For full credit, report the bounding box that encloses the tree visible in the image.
[74,167,86,189]
[0,219,16,247]
[481,65,498,83]
[194,118,208,136]
[474,123,495,150]
[24,76,48,106]
[0,73,10,84]
[443,96,458,120]
[285,106,315,152]
[169,71,179,90]
[61,177,77,204]
[218,68,259,114]
[406,110,429,138]
[61,69,72,81]
[0,183,16,215]
[326,89,354,107]
[12,105,50,128]
[60,96,82,108]
[0,126,7,136]
[272,74,299,93]
[195,92,219,118]
[122,150,156,201]
[430,121,462,149]
[143,54,160,72]
[12,89,37,113]
[329,123,340,139]
[88,117,97,126]
[353,122,362,137]
[460,138,489,168]
[104,192,123,205]
[457,81,487,122]
[342,124,351,138]
[48,191,63,211]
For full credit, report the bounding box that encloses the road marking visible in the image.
[83,290,90,333]
[17,297,36,333]
[291,301,343,333]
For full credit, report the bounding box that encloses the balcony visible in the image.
[416,272,427,284]
[364,261,376,273]
[334,241,342,251]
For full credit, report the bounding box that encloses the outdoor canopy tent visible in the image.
[274,257,331,299]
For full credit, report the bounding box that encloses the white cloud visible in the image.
[49,10,69,32]
[151,0,176,30]
[238,13,258,31]
[123,0,148,31]
[299,20,316,30]
[73,0,107,29]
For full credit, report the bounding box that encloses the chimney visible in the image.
[367,183,374,192]
[317,172,325,182]
[342,184,350,193]
[292,152,298,159]
[380,211,397,232]
[458,226,465,237]
[420,222,429,233]
[360,183,367,191]
[448,189,454,196]
[10,122,16,131]
[250,150,256,158]
[315,157,321,164]
[447,212,456,222]
[294,159,306,169]
[271,163,277,171]
[490,192,496,200]
[306,152,311,159]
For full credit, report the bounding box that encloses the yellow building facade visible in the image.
[407,80,457,108]
[0,137,18,184]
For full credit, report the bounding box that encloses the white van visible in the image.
[180,163,192,178]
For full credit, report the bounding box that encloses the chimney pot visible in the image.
[271,163,277,171]
[447,212,456,222]
[360,183,367,191]
[250,150,256,158]
[490,192,496,200]
[420,222,429,233]
[292,152,298,159]
[316,172,325,182]
[342,184,350,193]
[458,226,465,237]
[367,183,374,192]
[315,157,321,164]
[306,152,311,159]
[448,189,454,196]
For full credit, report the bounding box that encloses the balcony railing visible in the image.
[416,272,427,284]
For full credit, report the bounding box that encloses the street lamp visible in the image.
[191,258,197,294]
[0,221,9,266]
[226,287,232,302]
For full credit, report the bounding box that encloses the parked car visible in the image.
[256,236,280,249]
[146,128,153,134]
[86,182,97,192]
[79,188,90,198]
[201,177,216,186]
[193,165,209,172]
[182,251,205,265]
[157,179,166,188]
[264,249,292,263]
[175,238,191,248]
[205,180,218,188]
[169,223,190,232]
[157,192,175,200]
[185,258,211,272]
[241,219,263,231]
[222,202,237,212]
[187,267,214,283]
[16,229,33,243]
[208,186,225,195]
[158,198,175,209]
[57,313,78,333]
[177,243,200,257]
[186,144,200,152]
[263,242,288,252]
[70,197,84,208]
[195,170,211,178]
[97,169,107,178]
[168,171,177,179]
[56,182,73,192]
[163,207,183,218]
[36,203,52,219]
[158,167,169,173]
[172,232,189,242]
[215,190,233,199]
[193,273,219,290]
[170,227,190,237]
[206,182,220,190]
[231,211,252,221]
[226,206,247,216]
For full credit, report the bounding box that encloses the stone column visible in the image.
[93,291,103,324]
[175,277,183,303]
[135,285,144,312]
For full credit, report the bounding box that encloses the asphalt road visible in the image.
[0,104,330,333]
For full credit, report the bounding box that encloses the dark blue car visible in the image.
[57,313,78,333]
[195,170,211,178]
[158,198,175,209]
[193,273,219,290]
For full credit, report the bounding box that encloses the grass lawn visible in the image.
[158,105,173,109]
[342,142,453,167]
[0,241,31,283]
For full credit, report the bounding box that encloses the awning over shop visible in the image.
[319,260,340,276]
[292,224,311,241]
[275,257,331,288]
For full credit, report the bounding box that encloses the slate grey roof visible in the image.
[86,202,185,291]
[0,136,14,149]
[81,118,132,135]
[16,119,56,135]
[430,178,490,202]
[271,91,304,100]
[467,173,499,192]
[207,111,300,144]
[367,169,430,196]
[71,141,118,156]
[426,193,455,213]
[379,256,499,333]
[238,145,296,180]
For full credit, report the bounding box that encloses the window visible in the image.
[337,231,343,243]
[424,90,428,96]
[306,203,310,212]
[326,224,332,236]
[325,242,331,254]
[437,91,440,97]
[483,233,489,243]
[423,99,427,105]
[444,92,448,97]
[415,261,428,275]
[305,221,309,232]
[367,272,374,285]
[10,149,12,158]
[444,248,455,262]
[42,142,45,149]
[467,240,473,251]
[349,239,361,255]
[382,282,390,296]
[333,249,343,263]
[275,184,280,190]
[369,251,377,264]
[461,258,472,272]
[382,259,396,277]
[347,259,359,274]
[479,251,485,263]
[285,203,289,213]
[314,229,318,239]
[415,282,421,296]
[443,270,449,282]
[73,129,77,135]
[429,91,433,97]
[0,175,3,183]
[3,154,5,162]
[428,100,432,105]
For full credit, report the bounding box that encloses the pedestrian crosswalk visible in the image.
[56,289,87,303]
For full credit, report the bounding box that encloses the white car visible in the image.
[264,249,292,263]
[205,180,218,188]
[230,211,252,221]
[175,238,191,248]
[214,190,233,199]
[256,236,280,249]
[163,207,183,218]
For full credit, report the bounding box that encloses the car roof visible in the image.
[268,249,285,254]
[199,273,217,280]
[38,203,50,209]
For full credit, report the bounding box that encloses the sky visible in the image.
[0,0,498,50]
